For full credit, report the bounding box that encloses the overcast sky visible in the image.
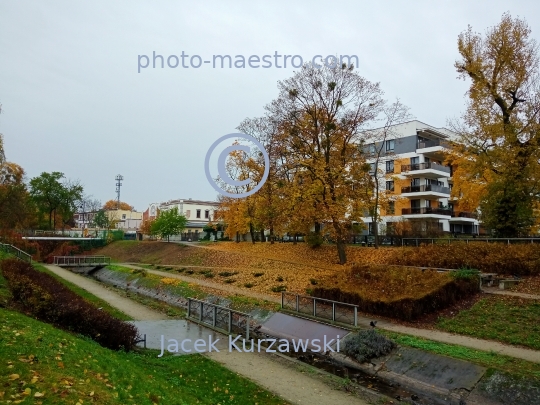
[1,1,538,211]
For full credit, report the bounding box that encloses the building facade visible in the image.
[361,120,480,237]
[143,198,219,241]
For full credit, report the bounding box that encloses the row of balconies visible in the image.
[399,208,477,219]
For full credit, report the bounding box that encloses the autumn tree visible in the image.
[103,200,134,211]
[451,13,540,236]
[0,134,34,230]
[267,63,385,264]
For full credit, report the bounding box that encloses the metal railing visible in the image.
[0,243,32,263]
[401,184,451,194]
[53,256,111,266]
[402,237,540,246]
[401,207,452,216]
[187,297,251,339]
[400,162,451,174]
[281,292,358,327]
[451,211,478,219]
[417,139,449,149]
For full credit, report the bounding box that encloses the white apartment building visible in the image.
[361,120,480,237]
[144,198,220,240]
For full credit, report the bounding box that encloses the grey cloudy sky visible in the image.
[1,1,538,211]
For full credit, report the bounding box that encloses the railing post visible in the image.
[281,292,284,309]
[199,301,203,321]
[332,302,336,321]
[313,298,317,317]
[228,310,232,333]
[212,306,217,327]
[187,299,191,318]
[354,307,358,327]
[296,294,299,312]
[245,316,249,340]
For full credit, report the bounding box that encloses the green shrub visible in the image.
[0,258,139,351]
[305,231,323,248]
[185,269,194,275]
[276,276,284,282]
[224,279,236,284]
[253,272,264,278]
[219,271,238,277]
[271,285,287,293]
[343,329,396,363]
[244,283,255,288]
[203,272,215,278]
[309,278,318,285]
[132,268,148,277]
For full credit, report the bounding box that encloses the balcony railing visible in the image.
[400,184,451,194]
[451,211,478,219]
[417,139,449,149]
[400,162,451,174]
[402,207,452,216]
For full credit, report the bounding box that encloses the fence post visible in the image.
[199,301,203,321]
[228,311,232,333]
[187,299,191,318]
[212,306,217,327]
[245,317,249,341]
[281,292,284,309]
[313,299,317,317]
[332,302,336,321]
[354,307,358,327]
[296,294,299,312]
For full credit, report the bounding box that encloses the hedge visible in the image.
[0,258,139,350]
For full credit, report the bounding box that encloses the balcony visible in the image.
[402,207,452,218]
[400,162,451,178]
[400,184,450,198]
[449,211,478,223]
[416,139,449,158]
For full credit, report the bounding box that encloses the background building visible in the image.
[143,198,219,241]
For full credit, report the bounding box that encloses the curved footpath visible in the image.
[44,264,371,405]
[120,263,540,365]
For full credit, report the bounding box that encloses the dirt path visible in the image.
[119,263,540,364]
[46,264,371,405]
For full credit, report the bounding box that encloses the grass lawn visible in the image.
[436,295,540,350]
[382,331,540,380]
[0,307,289,405]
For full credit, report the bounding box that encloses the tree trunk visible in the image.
[236,231,240,243]
[270,226,275,244]
[314,222,321,233]
[249,223,255,244]
[260,228,266,242]
[336,239,347,264]
[293,233,297,245]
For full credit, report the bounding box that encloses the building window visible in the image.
[385,139,395,152]
[196,209,201,219]
[367,144,376,155]
[185,210,191,218]
[369,162,375,174]
[122,214,126,219]
[386,181,394,191]
[385,160,394,173]
[205,210,210,219]
[388,201,395,214]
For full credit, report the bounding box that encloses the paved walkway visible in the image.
[43,264,166,320]
[119,263,540,364]
[482,287,540,300]
[45,264,370,405]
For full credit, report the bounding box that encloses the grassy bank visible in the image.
[436,295,540,350]
[0,307,288,405]
[382,331,540,380]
